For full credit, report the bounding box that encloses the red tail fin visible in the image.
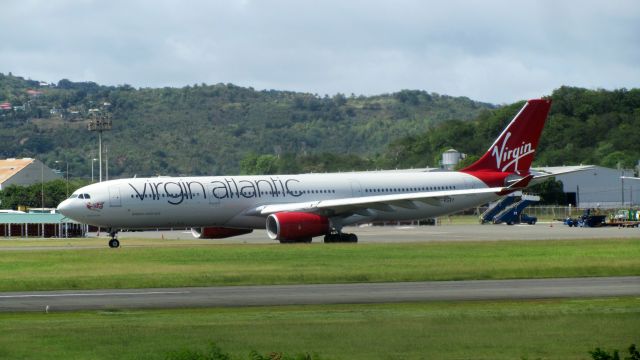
[462,99,551,175]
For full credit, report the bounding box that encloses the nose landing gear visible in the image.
[108,230,120,248]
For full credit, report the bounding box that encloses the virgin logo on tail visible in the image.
[461,99,551,185]
[491,132,534,174]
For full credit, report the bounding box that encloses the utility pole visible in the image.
[105,144,109,181]
[91,158,97,183]
[87,111,112,182]
[41,162,44,236]
[622,175,625,207]
[41,162,44,210]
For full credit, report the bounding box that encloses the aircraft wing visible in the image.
[529,165,594,185]
[250,185,515,218]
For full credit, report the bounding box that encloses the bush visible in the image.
[165,343,231,360]
[165,343,321,360]
[589,344,639,360]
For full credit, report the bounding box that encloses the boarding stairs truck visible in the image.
[480,194,518,224]
[492,194,540,225]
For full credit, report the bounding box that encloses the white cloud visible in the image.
[0,0,638,103]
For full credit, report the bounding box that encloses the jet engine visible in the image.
[191,227,253,239]
[266,212,330,242]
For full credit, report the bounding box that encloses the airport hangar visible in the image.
[538,165,639,208]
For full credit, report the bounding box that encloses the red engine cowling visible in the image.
[191,227,253,239]
[266,212,330,241]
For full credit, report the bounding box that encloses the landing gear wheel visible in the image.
[108,229,120,248]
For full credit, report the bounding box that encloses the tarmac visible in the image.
[115,222,640,244]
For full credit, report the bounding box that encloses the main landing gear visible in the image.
[108,229,120,248]
[324,232,358,243]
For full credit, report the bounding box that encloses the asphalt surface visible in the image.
[116,222,640,243]
[2,223,639,251]
[1,276,638,312]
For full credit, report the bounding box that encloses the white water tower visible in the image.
[441,149,465,170]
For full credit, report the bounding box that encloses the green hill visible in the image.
[381,86,640,171]
[1,73,638,178]
[0,73,492,177]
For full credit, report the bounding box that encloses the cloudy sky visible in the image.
[1,0,638,103]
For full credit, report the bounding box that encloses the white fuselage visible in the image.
[58,170,495,230]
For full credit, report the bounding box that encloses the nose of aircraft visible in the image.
[57,199,76,218]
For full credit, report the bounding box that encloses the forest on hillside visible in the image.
[1,73,639,178]
[0,73,490,177]
[240,86,640,175]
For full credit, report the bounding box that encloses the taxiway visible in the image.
[1,276,638,312]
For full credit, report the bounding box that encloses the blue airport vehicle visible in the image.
[563,208,606,227]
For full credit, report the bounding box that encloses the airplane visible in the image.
[59,98,564,248]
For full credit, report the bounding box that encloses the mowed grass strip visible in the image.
[0,239,638,291]
[0,298,638,360]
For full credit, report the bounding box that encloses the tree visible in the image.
[528,178,567,205]
[0,179,88,210]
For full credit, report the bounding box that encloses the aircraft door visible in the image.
[350,180,363,197]
[109,186,122,207]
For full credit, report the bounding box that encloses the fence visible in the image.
[469,205,617,220]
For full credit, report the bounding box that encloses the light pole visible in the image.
[91,158,98,183]
[55,160,69,197]
[87,112,112,182]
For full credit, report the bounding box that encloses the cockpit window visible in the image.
[70,194,78,199]
[78,194,84,199]
[84,194,91,199]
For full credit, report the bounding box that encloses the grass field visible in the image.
[1,238,638,359]
[0,238,638,292]
[0,297,637,359]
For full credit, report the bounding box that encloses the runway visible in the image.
[1,276,638,312]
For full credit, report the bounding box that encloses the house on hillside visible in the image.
[26,89,44,98]
[0,158,61,191]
